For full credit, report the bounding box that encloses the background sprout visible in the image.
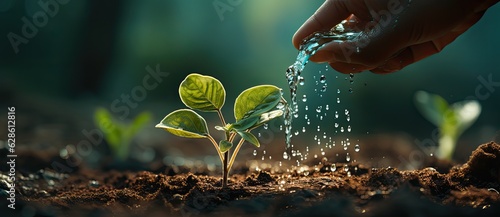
[414,91,481,160]
[94,108,152,161]
[156,73,285,188]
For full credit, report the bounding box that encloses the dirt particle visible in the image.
[462,142,500,183]
[245,171,274,186]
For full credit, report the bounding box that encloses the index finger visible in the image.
[292,0,351,49]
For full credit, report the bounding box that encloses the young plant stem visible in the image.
[217,109,227,126]
[206,135,224,163]
[223,151,229,188]
[228,132,237,143]
[438,133,457,160]
[227,137,246,172]
[217,109,230,188]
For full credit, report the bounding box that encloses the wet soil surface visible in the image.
[1,142,500,217]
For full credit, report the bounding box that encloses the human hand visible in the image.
[293,0,499,74]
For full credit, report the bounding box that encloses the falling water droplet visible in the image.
[320,75,326,83]
[340,127,344,132]
[349,88,353,93]
[343,164,349,172]
[263,123,269,129]
[337,88,341,94]
[347,125,351,132]
[294,130,299,136]
[258,132,262,137]
[298,76,305,86]
[335,111,339,119]
[305,106,309,111]
[334,123,339,128]
[253,150,257,156]
[336,98,340,104]
[346,153,351,162]
[316,106,322,113]
[331,164,337,172]
[325,105,329,110]
[321,85,327,92]
[284,27,362,150]
[302,95,307,102]
[302,127,306,132]
[283,152,288,160]
[354,144,360,152]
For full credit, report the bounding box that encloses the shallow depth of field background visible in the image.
[1,0,499,165]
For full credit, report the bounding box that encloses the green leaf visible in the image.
[256,110,283,126]
[179,73,225,112]
[414,91,449,127]
[232,116,259,131]
[94,108,122,150]
[125,111,152,139]
[451,100,481,135]
[234,85,282,121]
[155,109,209,138]
[237,131,260,147]
[214,126,226,131]
[219,140,233,153]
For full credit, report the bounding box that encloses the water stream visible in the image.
[284,22,361,149]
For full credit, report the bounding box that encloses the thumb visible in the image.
[292,0,351,49]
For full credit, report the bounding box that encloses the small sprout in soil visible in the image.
[94,108,152,160]
[156,73,286,188]
[414,91,481,160]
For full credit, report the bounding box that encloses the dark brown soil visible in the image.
[2,142,500,217]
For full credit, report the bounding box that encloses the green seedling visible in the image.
[155,73,286,188]
[94,108,152,160]
[414,91,481,160]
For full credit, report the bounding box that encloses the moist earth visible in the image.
[1,142,500,217]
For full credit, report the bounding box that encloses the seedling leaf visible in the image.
[451,100,481,135]
[179,73,225,112]
[256,110,283,127]
[94,108,122,151]
[414,91,449,126]
[126,111,152,139]
[214,126,226,131]
[232,116,259,131]
[234,85,282,121]
[155,109,209,138]
[237,131,260,147]
[219,140,233,153]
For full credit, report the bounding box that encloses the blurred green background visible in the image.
[1,0,499,160]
